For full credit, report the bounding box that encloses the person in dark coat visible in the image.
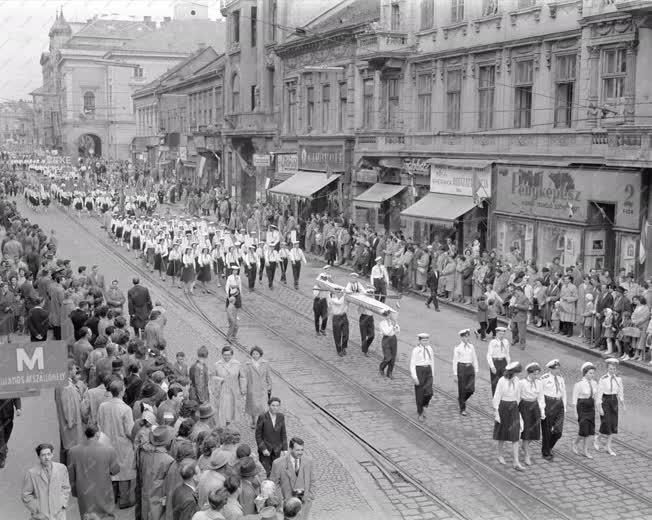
[0,398,21,468]
[255,396,288,477]
[425,266,440,311]
[67,424,120,519]
[69,301,90,340]
[48,274,65,340]
[171,459,200,520]
[26,297,49,341]
[127,277,152,338]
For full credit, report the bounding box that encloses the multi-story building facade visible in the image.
[270,0,652,276]
[31,5,224,161]
[0,100,36,149]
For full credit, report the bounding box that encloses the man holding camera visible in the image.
[270,437,314,519]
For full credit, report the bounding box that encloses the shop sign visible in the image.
[299,145,344,171]
[179,147,187,161]
[0,341,67,396]
[403,158,430,176]
[429,166,491,198]
[253,154,271,167]
[276,153,298,174]
[494,166,640,229]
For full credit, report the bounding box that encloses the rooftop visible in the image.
[115,19,225,54]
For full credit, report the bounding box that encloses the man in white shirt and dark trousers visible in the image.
[378,310,400,378]
[328,288,349,357]
[410,333,435,421]
[289,241,307,290]
[346,273,375,356]
[313,270,330,336]
[370,257,389,303]
[265,247,280,289]
[540,358,567,460]
[452,329,479,416]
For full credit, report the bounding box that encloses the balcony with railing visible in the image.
[583,0,652,16]
[355,30,410,59]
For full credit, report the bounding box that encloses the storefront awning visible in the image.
[268,171,340,198]
[400,193,476,227]
[354,183,405,208]
[426,158,492,169]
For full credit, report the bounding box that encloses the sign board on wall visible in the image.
[299,145,345,171]
[403,158,430,176]
[179,147,187,161]
[429,166,491,197]
[494,165,641,229]
[276,153,298,175]
[253,154,271,167]
[0,341,67,396]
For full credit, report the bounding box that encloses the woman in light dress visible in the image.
[210,345,246,428]
[242,346,273,429]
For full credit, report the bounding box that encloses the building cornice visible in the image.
[275,23,370,58]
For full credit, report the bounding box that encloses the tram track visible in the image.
[44,204,560,520]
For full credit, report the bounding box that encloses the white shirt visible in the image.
[572,378,598,404]
[409,344,435,381]
[225,274,242,295]
[378,318,399,336]
[289,248,307,264]
[486,338,510,370]
[370,265,389,284]
[492,376,521,410]
[596,373,624,401]
[540,372,567,411]
[452,342,479,376]
[328,294,348,315]
[518,377,546,417]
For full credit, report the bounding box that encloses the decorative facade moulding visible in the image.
[587,45,601,58]
[548,0,581,19]
[509,5,542,27]
[589,17,633,38]
[441,21,468,40]
[471,13,502,33]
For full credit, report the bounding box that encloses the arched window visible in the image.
[83,91,95,114]
[231,74,240,113]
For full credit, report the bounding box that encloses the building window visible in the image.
[322,84,330,131]
[451,0,464,23]
[267,69,275,109]
[514,60,533,128]
[216,86,223,122]
[231,73,240,112]
[250,6,257,47]
[601,48,626,106]
[478,65,495,129]
[338,81,347,132]
[482,0,498,16]
[232,10,240,43]
[269,0,278,41]
[385,78,400,128]
[363,78,374,129]
[420,0,434,30]
[286,83,297,133]
[306,86,315,129]
[417,73,432,131]
[133,66,143,78]
[83,91,95,115]
[554,54,576,128]
[446,70,461,130]
[391,3,400,30]
[251,85,257,111]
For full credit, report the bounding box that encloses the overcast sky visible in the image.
[0,0,222,101]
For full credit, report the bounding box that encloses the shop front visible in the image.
[492,163,643,273]
[400,159,492,249]
[352,182,406,232]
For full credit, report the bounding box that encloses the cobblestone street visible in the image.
[4,197,651,520]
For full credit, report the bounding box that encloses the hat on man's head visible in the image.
[375,256,382,262]
[207,449,230,470]
[149,425,174,447]
[546,359,561,369]
[239,456,258,477]
[458,329,471,337]
[495,326,507,333]
[417,333,430,340]
[505,361,523,374]
[198,403,215,419]
[605,358,619,365]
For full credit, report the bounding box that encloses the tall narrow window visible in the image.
[338,81,347,131]
[133,66,143,78]
[287,83,297,133]
[386,78,400,128]
[554,54,576,128]
[232,10,240,43]
[251,85,257,111]
[231,73,240,112]
[215,86,223,122]
[391,3,400,30]
[306,86,315,129]
[446,70,461,130]
[514,60,533,128]
[478,65,495,129]
[451,0,464,22]
[83,91,95,115]
[363,79,374,129]
[417,73,432,131]
[269,1,278,41]
[482,0,498,16]
[601,48,626,106]
[250,6,257,47]
[267,69,275,110]
[420,0,434,30]
[322,84,330,131]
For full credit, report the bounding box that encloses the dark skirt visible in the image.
[493,400,520,442]
[41,197,50,207]
[577,397,596,437]
[75,201,83,210]
[166,259,181,277]
[490,358,507,395]
[132,236,141,251]
[198,264,212,282]
[62,197,71,207]
[123,231,131,243]
[146,247,155,265]
[153,253,165,271]
[101,203,109,213]
[599,394,618,435]
[519,400,541,440]
[181,265,195,283]
[139,201,147,210]
[115,226,123,239]
[86,201,93,211]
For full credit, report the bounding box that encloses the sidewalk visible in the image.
[309,254,652,376]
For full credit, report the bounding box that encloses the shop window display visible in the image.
[537,223,581,268]
[619,234,637,274]
[496,219,533,261]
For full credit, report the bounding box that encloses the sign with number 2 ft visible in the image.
[0,341,68,398]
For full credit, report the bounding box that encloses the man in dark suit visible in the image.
[425,266,440,311]
[255,396,288,477]
[127,277,152,338]
[69,300,90,340]
[26,297,49,341]
[0,397,21,468]
[171,459,200,520]
[88,265,106,292]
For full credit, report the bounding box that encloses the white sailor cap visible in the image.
[458,328,471,337]
[417,333,430,340]
[505,361,522,373]
[323,265,330,270]
[349,272,359,278]
[525,362,541,373]
[375,256,383,262]
[605,358,619,365]
[495,326,507,333]
[546,359,560,369]
[581,362,596,375]
[292,240,300,245]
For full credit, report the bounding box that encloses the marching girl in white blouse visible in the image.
[197,247,213,294]
[181,247,196,295]
[167,243,182,287]
[154,237,168,281]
